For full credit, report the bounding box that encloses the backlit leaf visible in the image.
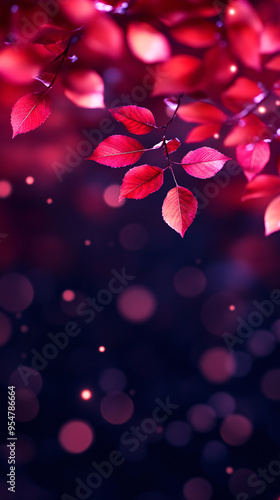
[88,135,145,167]
[11,91,51,138]
[120,165,164,200]
[181,147,231,179]
[109,106,156,134]
[236,142,270,181]
[162,186,197,237]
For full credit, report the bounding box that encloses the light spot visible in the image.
[0,180,12,198]
[81,389,92,400]
[62,290,75,302]
[25,176,34,185]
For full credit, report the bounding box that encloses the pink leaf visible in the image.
[265,195,280,236]
[185,123,222,143]
[64,70,104,109]
[166,138,181,154]
[260,23,280,54]
[119,165,164,200]
[236,142,270,181]
[109,106,156,134]
[11,91,51,138]
[178,102,227,124]
[88,135,145,167]
[242,175,280,201]
[127,22,171,63]
[181,147,231,179]
[162,186,197,237]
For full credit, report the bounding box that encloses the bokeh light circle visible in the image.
[165,421,192,447]
[99,368,127,393]
[202,440,228,463]
[208,392,236,417]
[100,392,134,424]
[0,312,12,346]
[0,273,34,312]
[173,267,206,298]
[220,415,253,446]
[247,330,275,357]
[183,477,213,500]
[104,184,125,207]
[228,468,256,497]
[261,369,280,400]
[62,289,75,302]
[117,286,157,323]
[81,389,92,400]
[0,180,12,198]
[119,223,148,251]
[59,420,94,454]
[187,404,216,433]
[15,389,39,422]
[199,347,236,384]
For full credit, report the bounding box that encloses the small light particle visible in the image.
[25,176,34,185]
[228,8,236,15]
[214,133,220,139]
[81,389,92,400]
[229,305,235,311]
[46,198,53,204]
[258,106,266,114]
[230,65,237,73]
[84,240,91,246]
[99,346,106,353]
[226,466,234,474]
[20,325,28,333]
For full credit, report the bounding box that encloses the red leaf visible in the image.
[181,147,231,179]
[32,25,73,46]
[242,175,280,201]
[224,115,271,147]
[34,72,55,87]
[202,46,237,93]
[166,138,181,154]
[64,70,104,109]
[171,19,217,48]
[152,55,203,96]
[236,142,270,181]
[109,106,156,134]
[88,135,145,167]
[185,123,222,143]
[222,77,262,113]
[225,0,262,70]
[265,195,280,236]
[265,55,280,71]
[127,22,171,63]
[119,165,164,200]
[84,14,124,59]
[11,92,51,138]
[162,187,197,237]
[178,102,227,124]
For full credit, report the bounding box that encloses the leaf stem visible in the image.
[169,165,178,186]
